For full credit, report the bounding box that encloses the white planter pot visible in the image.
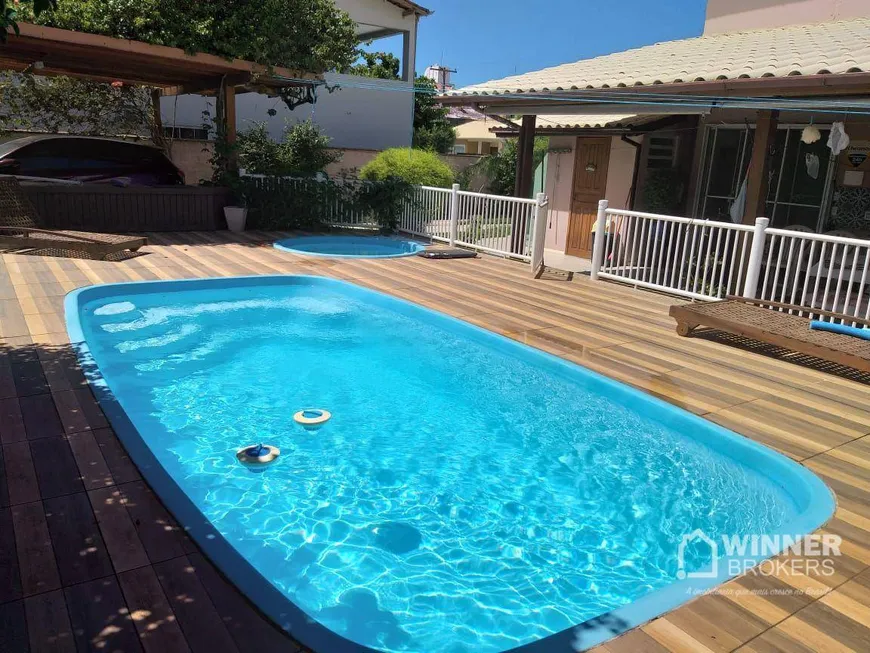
[224,206,248,232]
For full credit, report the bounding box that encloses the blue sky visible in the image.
[367,0,708,87]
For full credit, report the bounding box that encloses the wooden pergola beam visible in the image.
[2,23,321,92]
[742,109,779,225]
[511,115,537,254]
[514,115,537,199]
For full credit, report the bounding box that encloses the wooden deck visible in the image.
[1,230,868,653]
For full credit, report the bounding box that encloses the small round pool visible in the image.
[274,235,426,259]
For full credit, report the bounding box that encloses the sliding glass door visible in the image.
[696,125,835,230]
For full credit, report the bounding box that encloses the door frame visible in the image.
[565,136,612,257]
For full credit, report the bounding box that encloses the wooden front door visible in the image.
[565,137,611,258]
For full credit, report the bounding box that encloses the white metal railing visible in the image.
[241,171,550,267]
[593,203,755,301]
[758,228,870,324]
[454,189,540,260]
[398,183,547,263]
[400,185,453,241]
[590,200,870,323]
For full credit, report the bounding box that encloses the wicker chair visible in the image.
[0,177,146,259]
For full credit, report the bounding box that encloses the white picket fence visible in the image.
[242,172,549,264]
[590,200,870,323]
[400,186,452,241]
[399,184,546,262]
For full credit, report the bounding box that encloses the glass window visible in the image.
[697,125,833,230]
[765,128,831,229]
[697,127,753,220]
[646,135,678,169]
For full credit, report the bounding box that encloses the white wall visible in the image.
[161,0,419,151]
[543,136,576,252]
[604,137,638,211]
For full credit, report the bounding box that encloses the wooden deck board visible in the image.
[2,231,870,652]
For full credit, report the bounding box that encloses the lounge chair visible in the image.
[669,296,870,373]
[0,177,146,259]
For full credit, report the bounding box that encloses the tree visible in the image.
[1,0,56,43]
[462,137,549,196]
[2,1,360,157]
[413,76,455,154]
[360,148,454,187]
[237,120,341,177]
[23,0,359,73]
[0,73,153,138]
[348,52,400,80]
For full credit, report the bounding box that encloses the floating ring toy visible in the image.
[294,409,332,429]
[236,443,280,466]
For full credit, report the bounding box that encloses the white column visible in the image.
[742,217,770,299]
[448,183,460,246]
[590,199,609,280]
[530,192,548,272]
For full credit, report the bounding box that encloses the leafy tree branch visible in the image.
[0,0,57,42]
[20,0,360,73]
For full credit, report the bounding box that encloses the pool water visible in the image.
[68,276,832,653]
[274,235,426,258]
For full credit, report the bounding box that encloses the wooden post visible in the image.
[514,114,537,198]
[512,114,537,253]
[150,88,168,151]
[223,83,237,146]
[742,109,779,225]
[221,80,239,170]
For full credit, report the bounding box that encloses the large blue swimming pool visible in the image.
[66,276,833,653]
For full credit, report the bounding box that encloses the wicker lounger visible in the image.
[669,297,870,373]
[0,177,146,259]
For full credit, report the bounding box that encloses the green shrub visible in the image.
[242,176,346,230]
[640,168,685,214]
[360,148,454,188]
[353,177,414,230]
[238,120,341,178]
[462,138,548,196]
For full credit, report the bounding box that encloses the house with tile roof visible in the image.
[442,0,870,271]
[446,107,511,156]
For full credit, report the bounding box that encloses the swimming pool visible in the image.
[274,235,426,258]
[66,276,834,653]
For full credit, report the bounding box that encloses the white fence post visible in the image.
[590,199,609,281]
[448,183,460,246]
[741,217,769,299]
[530,192,548,272]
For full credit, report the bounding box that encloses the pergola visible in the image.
[0,22,323,146]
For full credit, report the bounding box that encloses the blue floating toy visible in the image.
[236,443,280,466]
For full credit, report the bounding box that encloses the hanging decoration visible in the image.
[800,124,821,144]
[827,122,851,156]
[805,153,820,179]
